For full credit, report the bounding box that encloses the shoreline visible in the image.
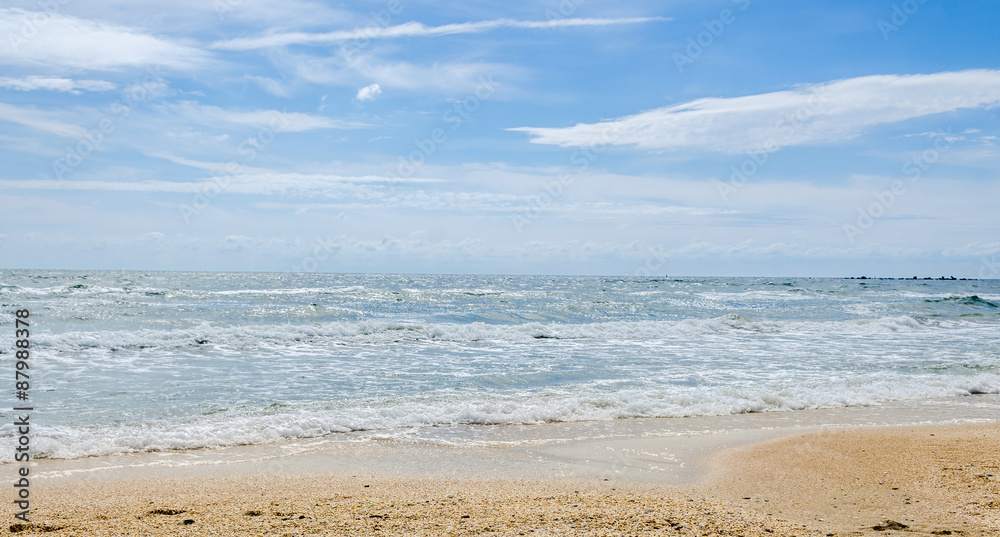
[15,396,1000,535]
[24,394,1000,484]
[21,423,1000,536]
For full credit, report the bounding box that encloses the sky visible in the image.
[0,0,998,277]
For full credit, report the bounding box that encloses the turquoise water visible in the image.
[1,270,998,459]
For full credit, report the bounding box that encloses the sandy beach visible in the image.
[15,399,1000,536]
[701,423,1000,536]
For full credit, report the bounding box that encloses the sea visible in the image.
[1,270,998,460]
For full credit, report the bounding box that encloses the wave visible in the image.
[923,295,999,308]
[21,314,948,353]
[3,372,997,460]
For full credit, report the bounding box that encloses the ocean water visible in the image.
[1,270,998,460]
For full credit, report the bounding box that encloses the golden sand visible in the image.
[700,423,1000,536]
[23,475,800,536]
[14,423,1000,536]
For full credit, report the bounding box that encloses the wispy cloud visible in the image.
[0,102,87,138]
[942,242,1000,257]
[212,17,669,50]
[287,51,512,94]
[349,57,504,93]
[0,173,442,194]
[166,101,368,131]
[0,8,212,71]
[0,76,116,94]
[245,75,289,97]
[144,151,271,174]
[277,46,516,95]
[510,69,1000,153]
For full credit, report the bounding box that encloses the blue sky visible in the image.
[0,0,998,276]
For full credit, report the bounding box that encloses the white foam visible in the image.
[25,314,961,353]
[4,273,997,462]
[4,372,997,460]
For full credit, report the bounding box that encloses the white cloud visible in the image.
[0,179,207,193]
[354,58,503,93]
[246,75,290,97]
[667,241,928,260]
[355,83,381,102]
[0,76,116,94]
[185,0,351,28]
[289,50,510,94]
[941,242,1000,258]
[122,78,170,100]
[0,8,212,71]
[0,173,442,195]
[212,17,668,50]
[134,231,166,247]
[510,70,1000,153]
[144,151,269,175]
[166,101,367,131]
[221,235,258,251]
[0,102,87,138]
[20,0,352,32]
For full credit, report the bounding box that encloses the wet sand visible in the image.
[14,398,1000,536]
